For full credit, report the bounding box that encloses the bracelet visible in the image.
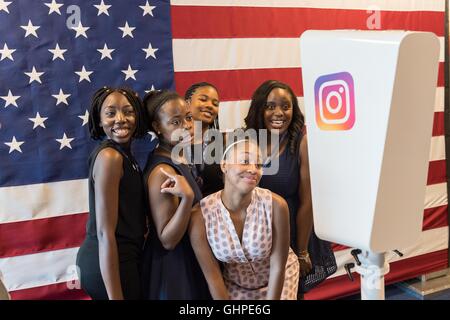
[297,251,310,260]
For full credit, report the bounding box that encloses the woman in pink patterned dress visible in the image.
[189,138,299,300]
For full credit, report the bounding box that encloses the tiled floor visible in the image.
[343,283,450,300]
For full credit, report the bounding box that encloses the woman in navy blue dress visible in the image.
[140,90,211,300]
[245,80,337,296]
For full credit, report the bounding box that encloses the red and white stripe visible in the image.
[0,180,89,299]
[0,0,446,299]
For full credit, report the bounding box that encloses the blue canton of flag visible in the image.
[0,0,171,187]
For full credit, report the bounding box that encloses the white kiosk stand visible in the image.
[300,31,440,300]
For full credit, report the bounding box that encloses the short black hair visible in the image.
[184,82,218,101]
[244,80,304,155]
[142,89,183,132]
[88,86,147,140]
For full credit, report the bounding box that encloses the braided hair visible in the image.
[184,82,218,101]
[88,86,147,140]
[244,80,304,155]
[142,89,183,132]
[184,82,220,130]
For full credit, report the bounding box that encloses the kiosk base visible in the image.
[395,269,450,299]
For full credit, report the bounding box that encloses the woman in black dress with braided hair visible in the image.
[76,87,148,300]
[185,82,224,197]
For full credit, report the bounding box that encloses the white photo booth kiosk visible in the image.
[300,30,440,299]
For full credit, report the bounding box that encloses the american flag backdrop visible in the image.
[0,0,447,300]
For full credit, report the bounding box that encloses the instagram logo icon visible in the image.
[314,72,356,130]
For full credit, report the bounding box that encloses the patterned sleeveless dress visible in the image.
[200,187,299,300]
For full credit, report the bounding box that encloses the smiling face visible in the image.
[221,141,263,194]
[188,86,219,127]
[99,91,136,146]
[154,98,193,147]
[263,88,294,135]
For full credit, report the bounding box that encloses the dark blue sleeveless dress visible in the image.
[258,137,337,293]
[141,153,211,300]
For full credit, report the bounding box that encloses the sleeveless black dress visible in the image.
[190,142,223,197]
[258,137,337,293]
[141,153,211,300]
[76,139,147,300]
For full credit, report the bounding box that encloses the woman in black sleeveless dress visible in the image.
[76,87,148,300]
[245,80,337,296]
[140,90,210,300]
[185,82,223,197]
